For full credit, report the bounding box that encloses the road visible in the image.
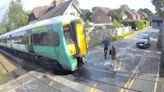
[0,27,162,92]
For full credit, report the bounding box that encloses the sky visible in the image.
[0,0,156,20]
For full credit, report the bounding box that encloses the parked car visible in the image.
[136,34,150,49]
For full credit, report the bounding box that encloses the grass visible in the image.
[0,70,4,84]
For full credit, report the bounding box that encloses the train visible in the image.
[0,16,88,71]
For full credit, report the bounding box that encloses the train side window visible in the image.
[49,31,59,46]
[33,32,49,46]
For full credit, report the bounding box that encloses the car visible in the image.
[136,34,151,49]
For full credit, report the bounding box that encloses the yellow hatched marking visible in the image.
[89,84,99,92]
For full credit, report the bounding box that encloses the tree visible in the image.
[2,1,28,32]
[81,9,92,21]
[109,8,123,22]
[152,0,164,16]
[139,8,154,19]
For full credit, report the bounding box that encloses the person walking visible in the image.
[111,45,116,72]
[102,38,110,60]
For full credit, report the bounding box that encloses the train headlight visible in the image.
[67,44,76,56]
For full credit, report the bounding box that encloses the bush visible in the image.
[144,20,150,27]
[111,31,133,41]
[122,21,136,30]
[134,21,145,30]
[122,20,146,31]
[94,26,105,30]
[112,19,123,28]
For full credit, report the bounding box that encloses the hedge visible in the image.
[144,20,150,27]
[111,31,133,41]
[122,20,149,31]
[134,21,145,30]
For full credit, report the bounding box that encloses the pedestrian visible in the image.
[111,45,116,72]
[102,37,110,60]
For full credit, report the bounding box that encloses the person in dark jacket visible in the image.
[111,45,116,71]
[102,38,110,59]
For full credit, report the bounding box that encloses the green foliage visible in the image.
[134,21,145,30]
[122,20,146,30]
[82,9,92,21]
[112,19,123,28]
[111,31,133,41]
[0,70,4,84]
[122,21,136,29]
[139,8,154,20]
[94,26,104,30]
[0,1,28,33]
[109,8,123,22]
[85,20,90,25]
[152,0,164,16]
[144,20,150,27]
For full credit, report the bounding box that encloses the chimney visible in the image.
[53,0,63,7]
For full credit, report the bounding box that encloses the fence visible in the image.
[87,26,132,48]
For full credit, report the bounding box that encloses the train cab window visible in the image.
[64,31,74,45]
[64,25,74,45]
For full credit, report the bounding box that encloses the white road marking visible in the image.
[49,81,53,86]
[126,55,146,92]
[153,60,160,92]
[86,66,128,77]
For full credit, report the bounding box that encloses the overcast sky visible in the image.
[0,0,156,20]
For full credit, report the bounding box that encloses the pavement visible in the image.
[0,26,162,92]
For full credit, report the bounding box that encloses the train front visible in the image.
[61,16,88,71]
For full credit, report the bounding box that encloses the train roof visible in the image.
[0,15,81,38]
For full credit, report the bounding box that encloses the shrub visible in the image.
[134,21,145,30]
[111,31,133,41]
[122,21,136,30]
[112,19,123,28]
[144,20,150,27]
[122,20,146,31]
[93,25,106,30]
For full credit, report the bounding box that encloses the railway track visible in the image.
[0,49,62,92]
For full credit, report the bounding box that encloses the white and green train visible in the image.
[0,16,88,71]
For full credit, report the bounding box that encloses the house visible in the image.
[137,10,149,20]
[131,10,141,20]
[123,10,136,20]
[28,6,47,22]
[28,0,83,23]
[90,7,112,24]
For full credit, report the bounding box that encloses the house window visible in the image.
[70,13,75,16]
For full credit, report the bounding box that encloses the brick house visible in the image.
[131,10,141,20]
[90,7,112,24]
[124,10,136,20]
[28,6,47,22]
[137,10,149,20]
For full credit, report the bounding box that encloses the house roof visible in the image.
[31,6,48,18]
[38,0,82,21]
[124,10,135,16]
[91,7,111,18]
[92,7,110,14]
[131,10,140,18]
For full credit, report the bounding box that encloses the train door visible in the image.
[27,30,34,53]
